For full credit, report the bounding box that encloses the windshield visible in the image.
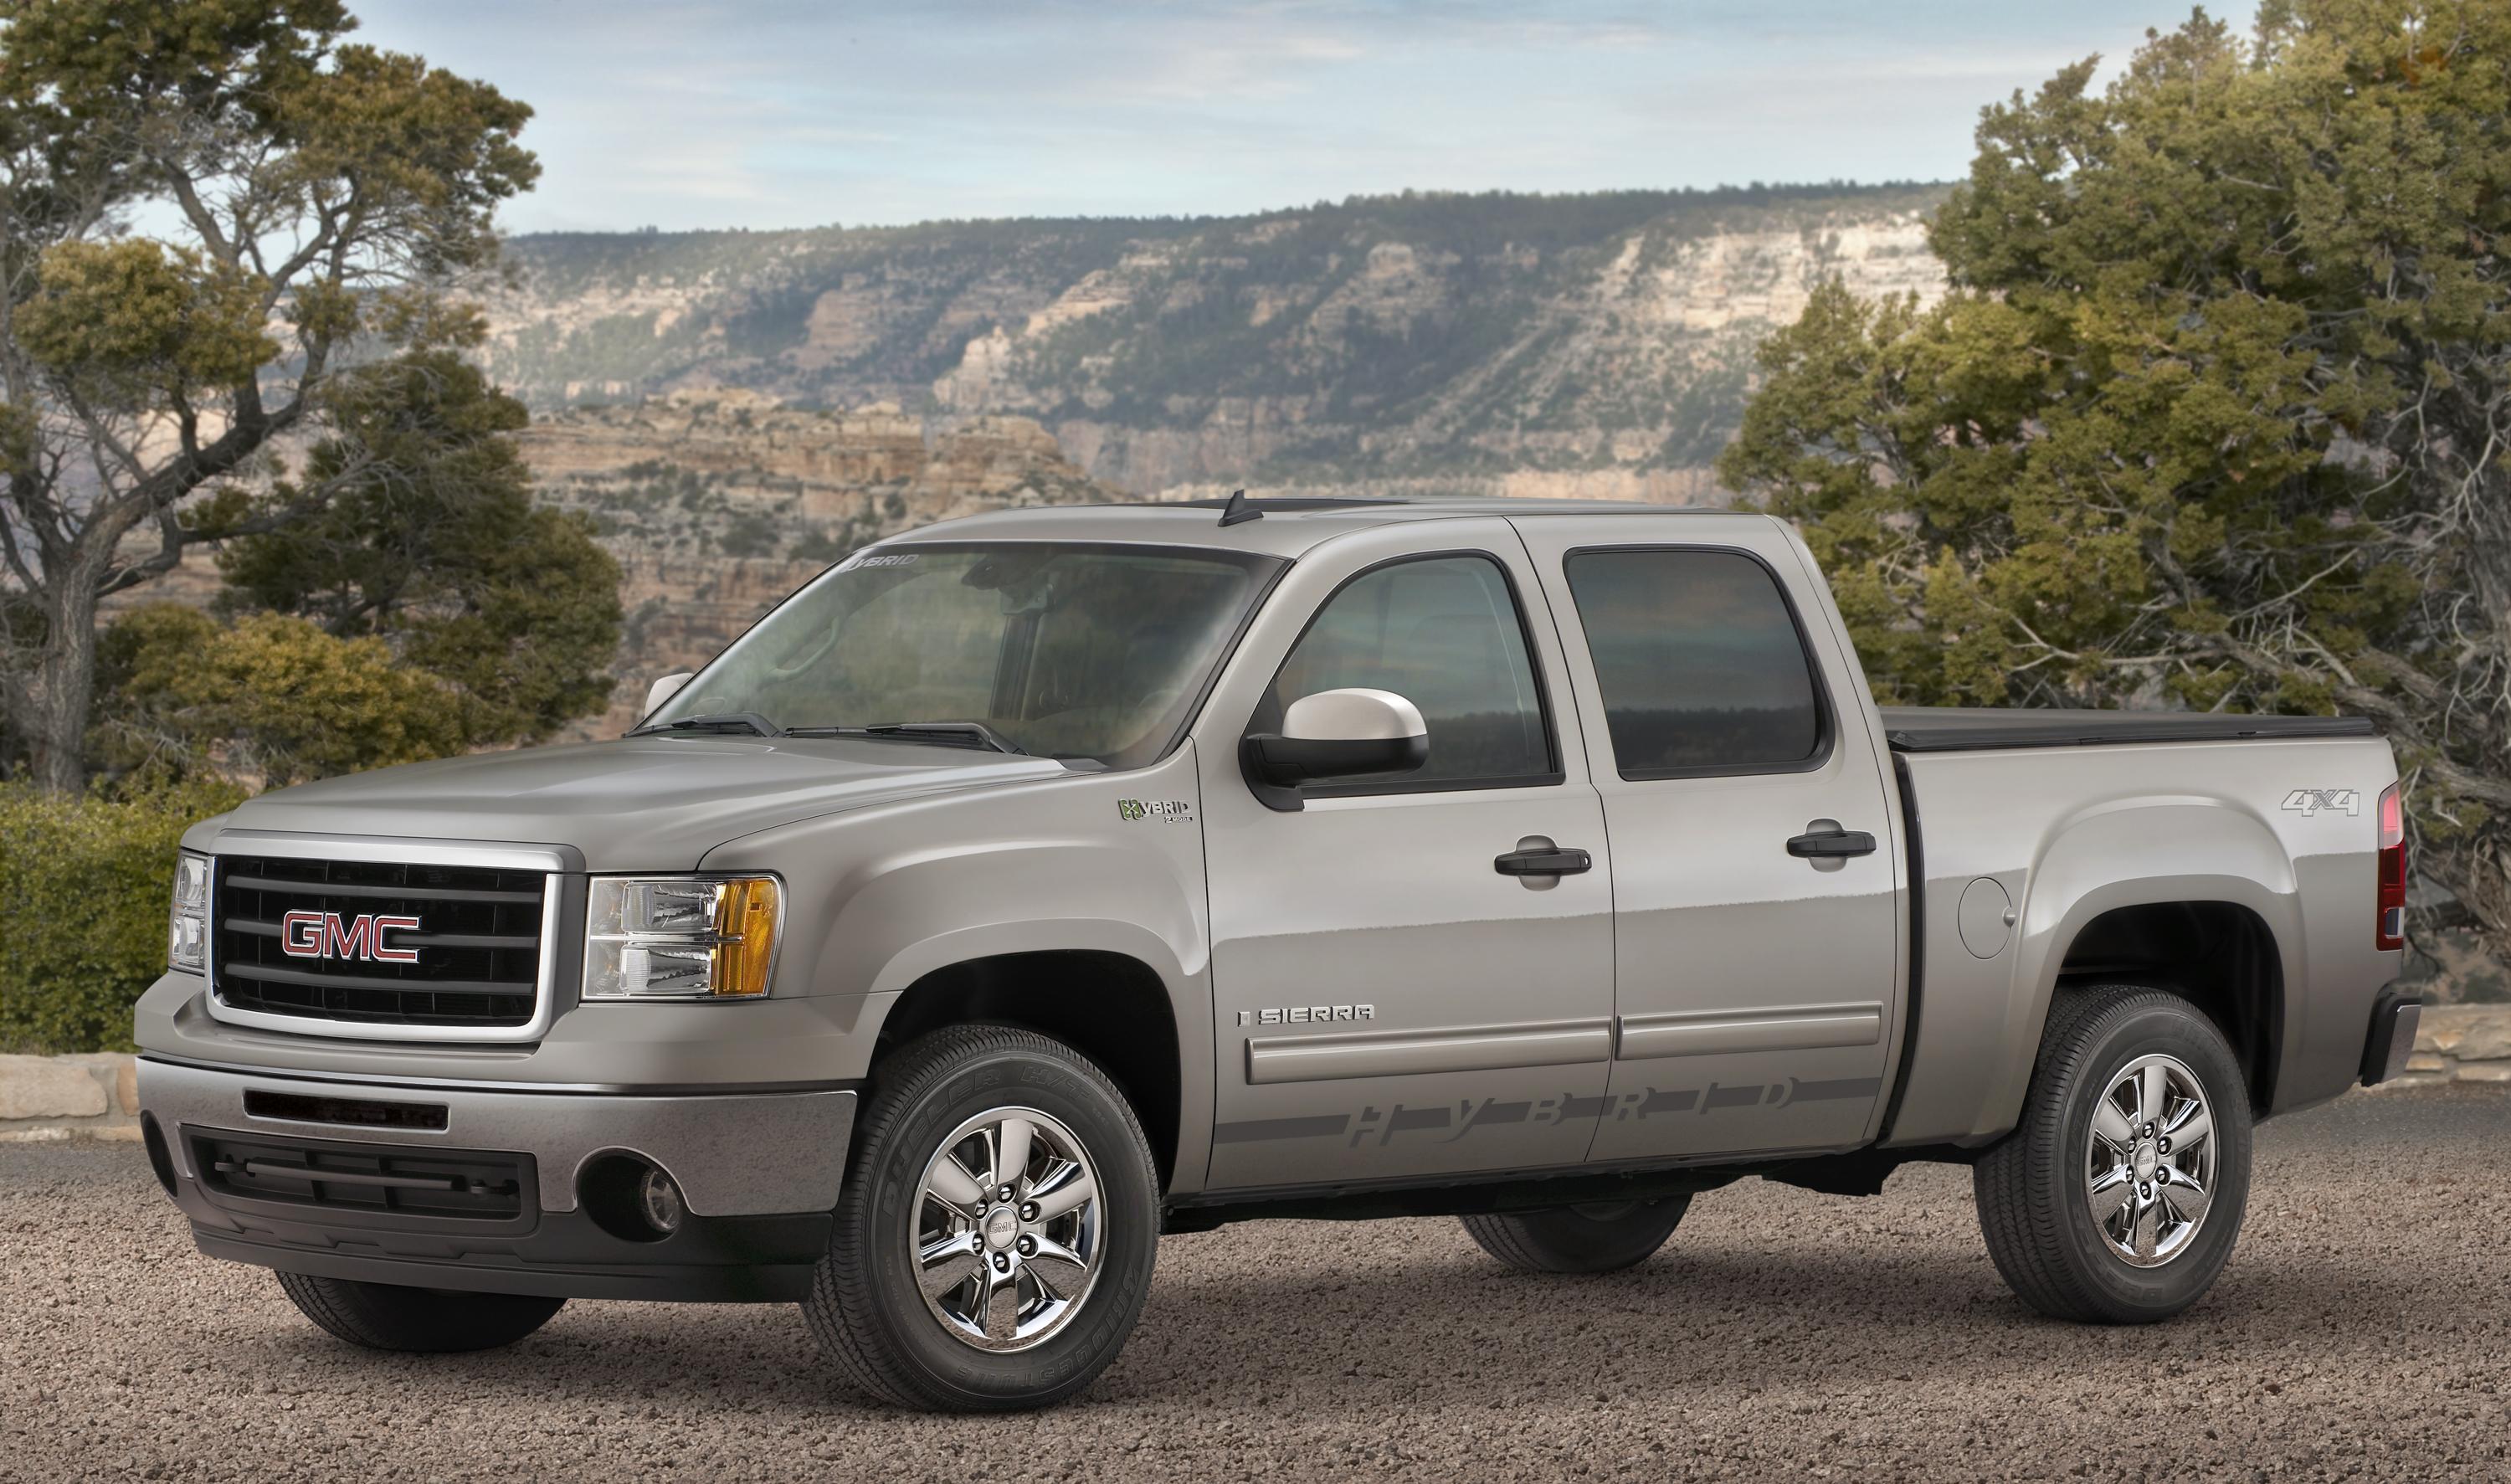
[646,542,1282,768]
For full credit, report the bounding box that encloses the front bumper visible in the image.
[138,1057,855,1302]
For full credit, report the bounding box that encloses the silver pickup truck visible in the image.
[135,496,2416,1411]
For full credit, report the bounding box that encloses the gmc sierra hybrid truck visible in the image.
[135,497,2416,1412]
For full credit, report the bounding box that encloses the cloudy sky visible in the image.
[354,1,2247,234]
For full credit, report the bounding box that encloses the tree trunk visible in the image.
[22,578,100,793]
[2426,827,2511,945]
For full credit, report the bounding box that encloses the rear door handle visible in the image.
[1786,829,1877,859]
[1495,846,1593,877]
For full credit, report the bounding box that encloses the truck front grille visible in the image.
[212,855,548,1030]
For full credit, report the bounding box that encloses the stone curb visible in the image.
[2389,1004,2511,1087]
[0,1052,141,1143]
[3,1003,2506,1138]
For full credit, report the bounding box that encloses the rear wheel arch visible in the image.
[1979,802,2303,1137]
[867,949,1183,1189]
[2047,901,2285,1116]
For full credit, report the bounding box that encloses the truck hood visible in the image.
[205,735,1072,870]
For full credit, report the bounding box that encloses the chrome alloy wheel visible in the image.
[913,1107,1104,1352]
[2085,1054,2218,1268]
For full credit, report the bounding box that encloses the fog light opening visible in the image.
[638,1166,686,1235]
[578,1153,685,1243]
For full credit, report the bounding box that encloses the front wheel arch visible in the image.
[868,949,1183,1190]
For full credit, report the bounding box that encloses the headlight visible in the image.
[583,876,781,1000]
[169,851,211,974]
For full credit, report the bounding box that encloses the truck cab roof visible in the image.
[883,496,1775,560]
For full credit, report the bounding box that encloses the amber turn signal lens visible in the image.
[711,876,779,997]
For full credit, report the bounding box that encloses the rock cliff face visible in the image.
[478,185,1950,501]
[129,189,1963,747]
[516,388,1122,738]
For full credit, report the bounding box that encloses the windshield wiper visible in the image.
[628,711,783,738]
[787,721,1025,755]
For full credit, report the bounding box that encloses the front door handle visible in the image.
[1495,846,1593,877]
[1786,829,1877,859]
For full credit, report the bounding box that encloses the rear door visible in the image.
[1512,516,1903,1163]
[1194,519,1617,1191]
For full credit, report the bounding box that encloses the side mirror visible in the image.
[1242,687,1428,804]
[642,671,695,719]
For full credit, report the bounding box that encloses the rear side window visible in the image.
[1258,553,1554,791]
[1562,548,1827,778]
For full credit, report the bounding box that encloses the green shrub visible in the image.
[0,780,246,1054]
[95,605,470,786]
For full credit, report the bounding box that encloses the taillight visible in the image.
[2375,783,2406,952]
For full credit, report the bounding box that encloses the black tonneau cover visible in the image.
[1880,706,2379,753]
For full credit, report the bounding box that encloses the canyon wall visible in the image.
[478,185,1950,501]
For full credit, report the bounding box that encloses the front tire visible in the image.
[1973,985,2252,1323]
[275,1273,563,1353]
[804,1025,1161,1411]
[1459,1197,1691,1274]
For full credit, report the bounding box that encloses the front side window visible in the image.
[1563,547,1826,778]
[1255,553,1553,791]
[650,542,1281,768]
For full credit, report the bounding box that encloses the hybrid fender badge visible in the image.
[2281,788,2361,817]
[280,910,422,963]
[1118,798,1194,824]
[1239,1004,1374,1026]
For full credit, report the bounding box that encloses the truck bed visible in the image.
[1881,709,2401,1147]
[1879,706,2378,753]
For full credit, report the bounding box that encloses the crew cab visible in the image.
[134,496,2416,1410]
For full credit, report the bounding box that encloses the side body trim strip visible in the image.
[1615,1003,1883,1060]
[1245,1019,1611,1085]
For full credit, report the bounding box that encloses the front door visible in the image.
[1196,521,1616,1191]
[1512,516,1903,1164]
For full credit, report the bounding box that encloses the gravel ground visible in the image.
[5,1085,2508,1483]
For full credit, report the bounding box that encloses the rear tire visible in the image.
[1973,984,2252,1323]
[275,1273,563,1353]
[1459,1197,1691,1274]
[804,1024,1161,1411]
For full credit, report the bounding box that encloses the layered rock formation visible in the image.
[476,185,1951,501]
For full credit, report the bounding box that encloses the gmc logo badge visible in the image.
[280,911,421,963]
